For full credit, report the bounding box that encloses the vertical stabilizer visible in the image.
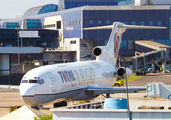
[83,22,166,66]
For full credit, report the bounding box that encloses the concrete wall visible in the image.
[65,38,80,62]
[0,47,42,54]
[51,109,171,120]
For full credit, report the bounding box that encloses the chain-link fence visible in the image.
[11,64,38,74]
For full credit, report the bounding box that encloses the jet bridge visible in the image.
[132,40,171,74]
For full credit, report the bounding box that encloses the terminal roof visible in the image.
[83,5,170,10]
[23,4,58,17]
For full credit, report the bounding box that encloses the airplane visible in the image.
[1,22,166,109]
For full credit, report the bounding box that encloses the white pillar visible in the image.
[76,38,80,62]
[162,60,166,73]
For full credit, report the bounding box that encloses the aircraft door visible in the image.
[47,72,57,92]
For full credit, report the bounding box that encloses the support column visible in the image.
[162,48,167,73]
[76,38,80,62]
[152,63,155,73]
[162,60,166,73]
[135,53,138,72]
[143,52,146,71]
[9,54,11,85]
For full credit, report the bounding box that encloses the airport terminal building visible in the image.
[0,5,170,53]
[0,2,171,82]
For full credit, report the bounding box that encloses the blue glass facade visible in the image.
[38,4,58,15]
[3,22,19,29]
[83,9,170,55]
[23,19,42,29]
[65,0,118,9]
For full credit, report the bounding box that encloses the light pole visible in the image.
[119,57,132,120]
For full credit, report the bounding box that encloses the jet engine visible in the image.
[92,46,106,57]
[117,67,132,79]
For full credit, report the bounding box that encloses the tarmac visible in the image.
[1,73,171,118]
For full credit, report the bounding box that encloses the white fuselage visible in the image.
[19,21,165,106]
[20,60,116,106]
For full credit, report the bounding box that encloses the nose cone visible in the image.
[20,84,37,106]
[20,84,35,96]
[21,96,38,106]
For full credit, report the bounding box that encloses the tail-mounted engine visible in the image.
[92,46,104,57]
[117,67,132,79]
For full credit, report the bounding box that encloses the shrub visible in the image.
[34,113,52,120]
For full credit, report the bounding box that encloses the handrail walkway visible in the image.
[132,40,171,73]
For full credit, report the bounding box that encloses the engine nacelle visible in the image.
[117,67,132,79]
[92,46,106,57]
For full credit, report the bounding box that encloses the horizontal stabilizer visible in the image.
[118,25,167,29]
[83,25,113,30]
[83,24,167,30]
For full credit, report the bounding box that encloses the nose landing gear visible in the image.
[53,101,67,108]
[31,106,39,110]
[101,93,111,98]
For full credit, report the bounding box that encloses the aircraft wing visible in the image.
[84,86,146,95]
[0,85,20,90]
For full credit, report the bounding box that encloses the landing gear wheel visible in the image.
[101,94,111,98]
[54,101,67,108]
[136,72,139,75]
[115,83,120,87]
[31,106,39,110]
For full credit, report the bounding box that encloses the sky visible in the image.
[0,0,58,19]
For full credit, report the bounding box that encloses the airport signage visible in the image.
[19,31,38,38]
[64,21,74,31]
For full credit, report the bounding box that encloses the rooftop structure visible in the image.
[23,4,58,17]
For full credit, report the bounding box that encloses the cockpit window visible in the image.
[29,79,44,85]
[29,80,37,83]
[22,80,28,83]
[37,79,45,85]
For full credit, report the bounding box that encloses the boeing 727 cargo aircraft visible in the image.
[1,22,166,108]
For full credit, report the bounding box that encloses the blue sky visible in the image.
[0,0,58,19]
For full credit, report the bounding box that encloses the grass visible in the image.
[118,75,141,82]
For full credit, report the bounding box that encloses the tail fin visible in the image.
[83,22,166,66]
